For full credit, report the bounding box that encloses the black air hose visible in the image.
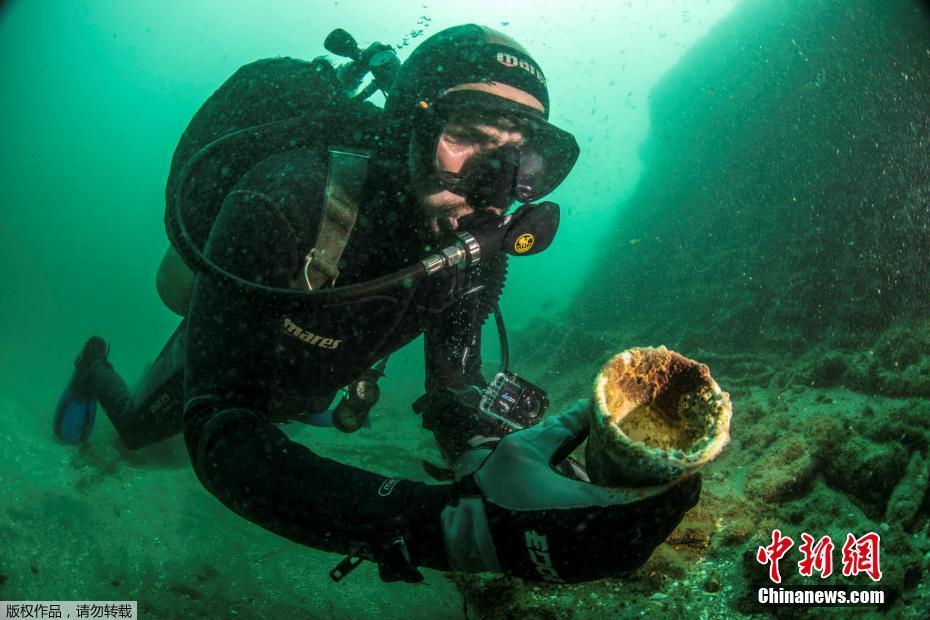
[476,255,510,372]
[477,254,508,326]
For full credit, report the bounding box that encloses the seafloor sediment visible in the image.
[0,392,464,619]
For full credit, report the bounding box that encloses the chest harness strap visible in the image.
[302,146,371,290]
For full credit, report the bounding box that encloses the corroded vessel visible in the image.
[586,346,732,487]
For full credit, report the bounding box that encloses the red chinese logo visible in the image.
[757,530,882,583]
[841,532,883,582]
[798,533,834,578]
[756,529,794,584]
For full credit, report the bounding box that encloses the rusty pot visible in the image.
[585,346,732,487]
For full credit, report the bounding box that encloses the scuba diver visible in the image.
[54,24,700,584]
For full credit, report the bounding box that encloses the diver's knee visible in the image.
[156,246,194,316]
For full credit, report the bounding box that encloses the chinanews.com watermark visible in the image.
[753,529,885,608]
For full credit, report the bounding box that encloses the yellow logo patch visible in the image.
[514,233,535,254]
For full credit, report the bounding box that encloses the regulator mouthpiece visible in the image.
[420,201,560,276]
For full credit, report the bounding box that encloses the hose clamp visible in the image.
[440,246,467,270]
[455,232,481,266]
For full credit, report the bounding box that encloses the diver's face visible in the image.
[436,120,525,175]
[421,119,525,233]
[413,82,545,237]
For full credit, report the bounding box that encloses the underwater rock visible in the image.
[665,506,716,557]
[872,320,930,370]
[870,522,927,607]
[586,346,732,487]
[875,361,930,398]
[884,452,929,531]
[745,436,817,503]
[703,570,722,593]
[804,414,843,460]
[718,516,754,547]
[841,322,930,397]
[709,492,759,548]
[864,400,930,453]
[449,573,525,618]
[784,479,869,534]
[823,436,908,519]
[806,353,848,388]
[566,0,930,379]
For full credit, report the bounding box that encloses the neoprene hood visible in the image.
[382,24,551,161]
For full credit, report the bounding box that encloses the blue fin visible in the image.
[53,374,97,444]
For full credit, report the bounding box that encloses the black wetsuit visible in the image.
[93,145,504,572]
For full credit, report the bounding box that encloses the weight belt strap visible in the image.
[303,146,371,290]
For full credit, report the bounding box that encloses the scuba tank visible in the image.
[164,29,400,259]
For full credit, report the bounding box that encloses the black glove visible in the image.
[439,399,701,583]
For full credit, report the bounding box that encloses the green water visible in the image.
[2,0,929,618]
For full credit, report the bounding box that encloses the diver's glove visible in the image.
[440,399,702,583]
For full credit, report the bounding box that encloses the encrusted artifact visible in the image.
[586,346,732,487]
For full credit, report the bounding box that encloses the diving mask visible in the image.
[420,90,579,205]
